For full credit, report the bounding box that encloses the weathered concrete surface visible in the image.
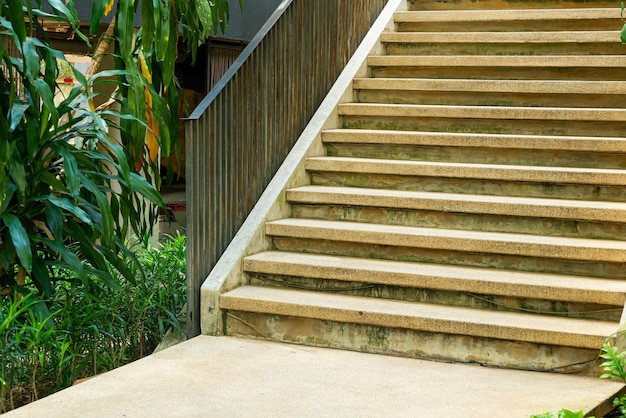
[5,336,624,418]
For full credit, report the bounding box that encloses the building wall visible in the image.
[223,0,284,40]
[67,0,283,41]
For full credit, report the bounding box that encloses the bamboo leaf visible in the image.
[2,214,32,272]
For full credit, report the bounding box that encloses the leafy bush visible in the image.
[0,234,186,413]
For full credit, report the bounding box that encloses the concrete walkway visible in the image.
[5,336,624,417]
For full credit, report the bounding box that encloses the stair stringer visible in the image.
[199,0,407,335]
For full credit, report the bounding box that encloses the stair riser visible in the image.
[356,89,626,109]
[370,66,626,81]
[225,311,603,375]
[310,172,626,201]
[291,204,626,240]
[248,274,622,321]
[384,42,625,56]
[341,115,626,137]
[271,237,626,279]
[326,143,626,169]
[396,20,620,32]
[408,0,617,10]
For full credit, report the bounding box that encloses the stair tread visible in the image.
[338,103,626,121]
[353,78,626,94]
[286,185,626,222]
[244,251,626,305]
[220,285,616,348]
[266,218,626,261]
[321,129,626,152]
[381,31,620,42]
[306,156,626,185]
[394,8,620,22]
[368,55,626,67]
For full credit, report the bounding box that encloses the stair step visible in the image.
[286,185,626,223]
[305,156,626,185]
[369,55,626,68]
[354,78,626,95]
[394,8,620,31]
[338,103,626,122]
[381,31,624,55]
[339,103,626,136]
[354,78,626,107]
[382,31,620,43]
[244,251,626,306]
[220,285,616,349]
[408,0,618,11]
[322,129,626,169]
[368,55,626,80]
[396,8,618,23]
[322,129,626,153]
[265,218,626,262]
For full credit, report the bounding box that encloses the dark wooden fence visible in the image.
[185,0,388,337]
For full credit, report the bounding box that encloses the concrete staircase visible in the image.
[219,0,626,374]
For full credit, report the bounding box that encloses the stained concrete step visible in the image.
[321,129,626,153]
[243,251,626,306]
[220,285,616,349]
[305,156,626,185]
[408,0,617,11]
[368,55,626,80]
[322,130,626,168]
[265,218,626,262]
[354,78,626,108]
[382,31,624,55]
[286,185,626,223]
[338,103,626,136]
[394,8,621,32]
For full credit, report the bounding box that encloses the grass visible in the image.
[0,233,187,413]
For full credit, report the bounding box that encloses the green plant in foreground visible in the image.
[531,410,585,418]
[1,234,187,412]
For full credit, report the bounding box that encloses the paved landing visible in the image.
[5,336,624,417]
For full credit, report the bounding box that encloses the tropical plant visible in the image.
[1,235,187,412]
[0,0,230,301]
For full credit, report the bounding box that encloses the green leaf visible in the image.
[155,0,172,62]
[35,237,88,285]
[90,0,107,35]
[8,147,27,196]
[22,37,40,82]
[34,78,59,127]
[5,0,26,43]
[81,178,114,247]
[621,23,626,44]
[195,0,213,33]
[2,214,32,272]
[56,147,81,197]
[141,0,155,53]
[129,172,165,206]
[38,196,92,225]
[8,102,29,132]
[116,0,136,61]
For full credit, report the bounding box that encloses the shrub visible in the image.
[0,234,186,413]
